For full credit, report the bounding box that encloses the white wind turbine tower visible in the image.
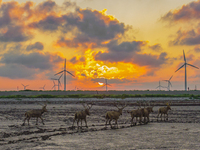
[163,75,173,91]
[104,79,111,91]
[21,84,29,90]
[51,74,63,90]
[55,59,75,91]
[156,81,164,90]
[175,50,199,91]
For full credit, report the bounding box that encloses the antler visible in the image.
[87,102,93,110]
[43,100,48,106]
[122,102,127,109]
[113,102,120,109]
[114,102,127,109]
[82,103,87,109]
[37,102,45,107]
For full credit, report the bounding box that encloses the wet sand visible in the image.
[0,98,200,149]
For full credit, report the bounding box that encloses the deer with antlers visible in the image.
[141,102,154,124]
[157,102,171,121]
[22,102,47,126]
[105,102,127,128]
[127,102,143,125]
[72,102,93,129]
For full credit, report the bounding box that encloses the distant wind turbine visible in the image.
[163,75,173,91]
[103,79,111,91]
[55,59,75,91]
[175,50,199,91]
[51,74,63,90]
[21,84,29,90]
[156,81,164,90]
[40,84,46,91]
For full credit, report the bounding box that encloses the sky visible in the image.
[0,0,200,91]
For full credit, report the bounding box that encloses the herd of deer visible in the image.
[21,101,172,129]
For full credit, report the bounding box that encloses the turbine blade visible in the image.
[59,74,63,79]
[163,80,168,82]
[169,75,173,80]
[51,78,57,80]
[183,50,186,62]
[66,71,75,77]
[187,63,199,69]
[169,81,172,87]
[175,64,185,72]
[55,70,64,75]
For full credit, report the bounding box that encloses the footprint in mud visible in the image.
[8,125,19,128]
[41,135,51,141]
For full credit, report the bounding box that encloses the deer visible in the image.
[141,102,154,124]
[22,102,47,126]
[157,102,171,121]
[127,108,143,125]
[72,102,93,129]
[127,102,143,125]
[105,102,127,129]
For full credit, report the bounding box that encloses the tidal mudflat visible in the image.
[0,98,199,150]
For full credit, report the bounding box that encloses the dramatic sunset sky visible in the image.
[0,0,200,91]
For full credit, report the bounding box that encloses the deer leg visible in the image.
[39,117,45,125]
[109,119,112,128]
[72,116,77,127]
[116,120,118,128]
[105,119,108,126]
[27,117,30,126]
[138,116,141,124]
[160,114,163,121]
[157,113,160,121]
[36,117,38,125]
[84,118,88,128]
[166,113,168,121]
[81,119,83,128]
[136,117,138,124]
[22,117,27,126]
[77,119,80,129]
[147,115,149,123]
[131,117,133,125]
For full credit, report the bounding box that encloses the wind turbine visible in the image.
[52,80,58,90]
[156,81,164,90]
[103,79,111,91]
[55,59,75,91]
[40,84,46,91]
[51,74,63,90]
[175,50,199,91]
[163,75,173,91]
[21,84,29,90]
